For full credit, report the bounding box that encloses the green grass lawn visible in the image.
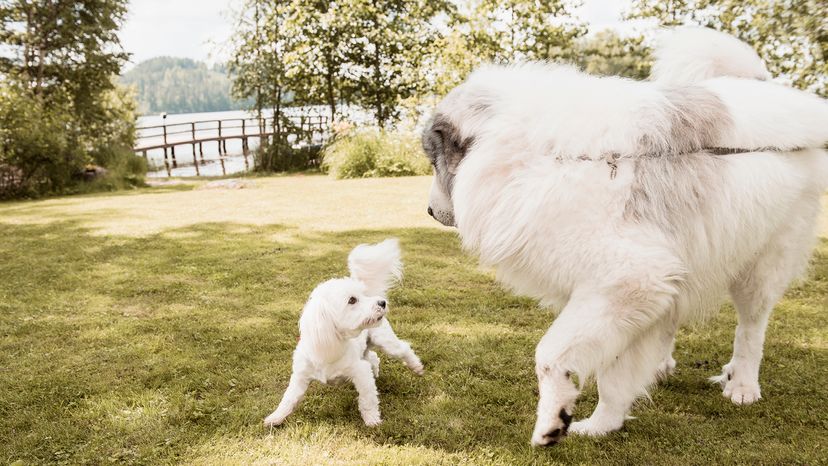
[1,175,826,465]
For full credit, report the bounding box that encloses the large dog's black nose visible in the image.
[377,300,386,308]
[427,207,434,217]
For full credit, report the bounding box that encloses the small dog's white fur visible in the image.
[423,27,828,445]
[264,239,423,427]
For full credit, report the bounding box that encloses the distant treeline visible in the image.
[120,57,248,115]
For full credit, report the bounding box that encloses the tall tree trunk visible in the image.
[274,85,282,171]
[325,52,336,122]
[372,42,384,128]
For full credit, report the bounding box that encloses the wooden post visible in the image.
[199,142,204,161]
[162,122,170,176]
[191,122,199,176]
[171,144,177,168]
[242,119,249,171]
[217,120,223,157]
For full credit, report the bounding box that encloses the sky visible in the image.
[119,0,637,69]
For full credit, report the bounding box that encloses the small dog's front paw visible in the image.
[410,362,424,376]
[362,412,382,427]
[263,411,287,427]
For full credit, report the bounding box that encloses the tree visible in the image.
[575,30,652,80]
[0,0,130,135]
[121,57,245,114]
[470,0,587,63]
[626,0,705,27]
[344,0,448,128]
[0,0,139,196]
[281,0,351,121]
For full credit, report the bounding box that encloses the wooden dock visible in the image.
[134,115,329,176]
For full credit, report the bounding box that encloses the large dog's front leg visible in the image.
[532,288,674,446]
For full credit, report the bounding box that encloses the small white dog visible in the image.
[264,239,424,427]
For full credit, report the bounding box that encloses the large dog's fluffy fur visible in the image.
[422,27,828,446]
[264,239,423,427]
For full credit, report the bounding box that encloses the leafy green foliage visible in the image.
[121,57,246,114]
[321,129,431,179]
[0,85,80,197]
[575,30,652,80]
[470,0,586,63]
[0,0,141,197]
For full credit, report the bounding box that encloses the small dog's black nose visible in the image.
[377,300,386,308]
[427,207,434,217]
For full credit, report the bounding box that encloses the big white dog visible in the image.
[422,27,828,446]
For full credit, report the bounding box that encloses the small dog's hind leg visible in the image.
[368,320,424,375]
[348,360,382,426]
[264,372,310,426]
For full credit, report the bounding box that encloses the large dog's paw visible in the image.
[723,380,761,405]
[531,408,572,447]
[569,417,621,437]
[709,363,761,405]
[656,354,676,380]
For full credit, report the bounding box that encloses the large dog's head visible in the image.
[421,83,492,227]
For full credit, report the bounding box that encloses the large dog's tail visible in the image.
[651,27,828,152]
[651,27,770,85]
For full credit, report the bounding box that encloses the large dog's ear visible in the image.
[423,115,472,175]
[348,238,402,296]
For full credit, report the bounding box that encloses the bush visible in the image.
[254,141,321,173]
[0,86,81,198]
[321,128,431,179]
[0,83,144,199]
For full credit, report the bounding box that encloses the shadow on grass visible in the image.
[0,222,825,464]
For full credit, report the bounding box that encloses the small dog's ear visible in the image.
[348,238,402,297]
[299,294,339,354]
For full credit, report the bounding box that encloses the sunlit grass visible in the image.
[0,176,826,464]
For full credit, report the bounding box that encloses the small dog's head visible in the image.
[299,239,402,350]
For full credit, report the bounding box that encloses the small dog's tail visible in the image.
[651,27,770,85]
[348,238,402,297]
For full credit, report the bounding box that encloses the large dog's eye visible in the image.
[348,296,357,305]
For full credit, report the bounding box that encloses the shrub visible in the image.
[0,83,144,199]
[254,141,321,173]
[321,128,431,179]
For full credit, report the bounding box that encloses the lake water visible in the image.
[137,106,342,177]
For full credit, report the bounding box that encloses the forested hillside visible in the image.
[121,57,245,114]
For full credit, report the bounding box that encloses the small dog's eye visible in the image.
[348,296,357,305]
